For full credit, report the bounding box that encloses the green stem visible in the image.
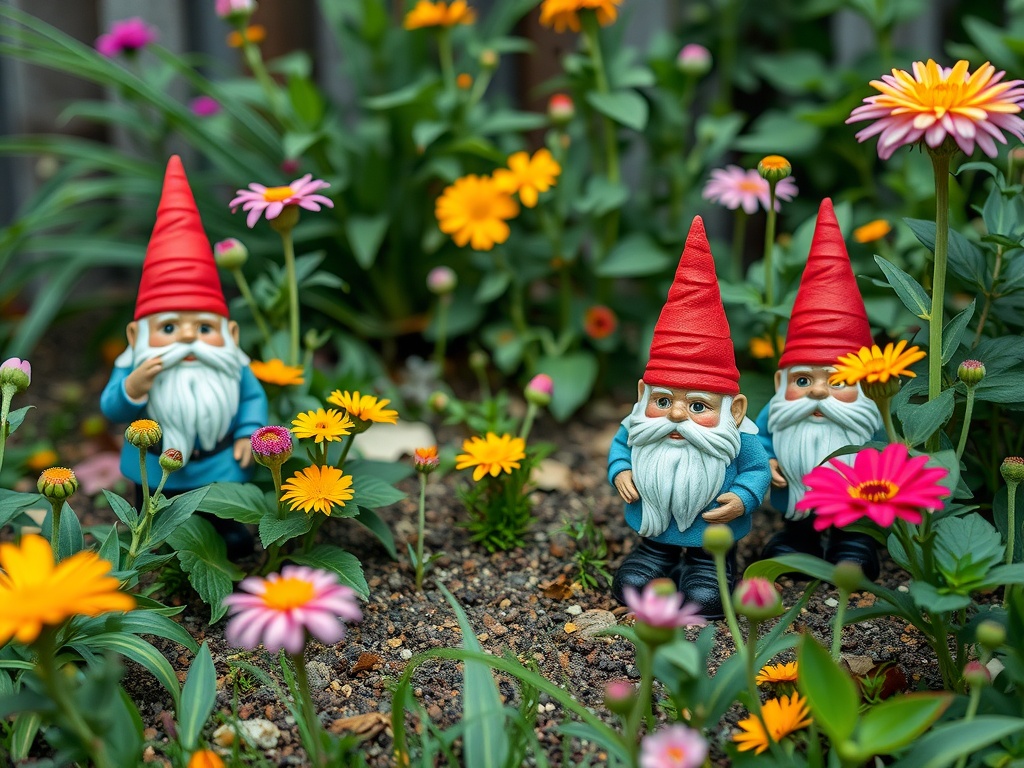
[972,246,1003,348]
[519,402,539,443]
[764,184,778,308]
[433,296,450,374]
[731,211,748,282]
[955,388,977,461]
[509,277,536,372]
[952,685,982,768]
[436,28,455,93]
[280,228,301,367]
[625,642,655,753]
[415,474,427,592]
[289,652,325,767]
[337,434,355,471]
[49,499,63,553]
[714,549,744,652]
[926,151,952,451]
[877,396,898,444]
[744,619,766,722]
[832,588,850,661]
[231,267,272,346]
[138,447,151,525]
[270,462,286,517]
[1006,481,1019,569]
[241,35,285,123]
[0,384,14,476]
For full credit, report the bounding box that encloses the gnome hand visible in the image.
[769,458,787,488]
[702,492,744,524]
[614,470,639,504]
[125,357,163,400]
[234,437,254,469]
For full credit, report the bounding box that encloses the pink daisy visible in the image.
[223,566,362,654]
[640,724,708,768]
[702,166,798,214]
[623,579,707,629]
[796,443,950,531]
[95,18,158,58]
[229,174,334,228]
[847,59,1024,160]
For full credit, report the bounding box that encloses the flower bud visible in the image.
[0,358,31,393]
[189,748,226,768]
[957,359,986,387]
[479,49,498,70]
[963,660,991,688]
[758,155,792,184]
[216,0,256,21]
[126,419,162,449]
[976,620,1006,651]
[250,426,294,468]
[214,238,249,270]
[702,524,734,556]
[427,266,457,296]
[548,93,575,125]
[1001,456,1024,485]
[733,577,783,621]
[468,349,489,371]
[832,561,864,593]
[456,73,473,90]
[159,448,184,473]
[428,391,450,413]
[525,374,554,407]
[603,679,637,716]
[37,467,78,501]
[676,44,712,77]
[413,446,440,474]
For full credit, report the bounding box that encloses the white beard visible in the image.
[767,380,882,519]
[625,392,742,538]
[132,321,248,466]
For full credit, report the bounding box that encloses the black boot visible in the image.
[760,516,823,560]
[676,547,736,620]
[825,528,880,582]
[612,538,682,603]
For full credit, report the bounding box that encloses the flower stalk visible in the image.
[926,149,952,452]
[271,209,302,367]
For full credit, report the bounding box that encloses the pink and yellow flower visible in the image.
[847,60,1024,159]
[639,723,708,768]
[623,579,706,629]
[702,166,798,214]
[230,174,334,228]
[223,566,362,654]
[796,443,950,530]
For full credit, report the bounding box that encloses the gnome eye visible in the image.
[199,323,214,334]
[795,375,811,387]
[161,323,176,334]
[690,402,707,413]
[655,397,672,409]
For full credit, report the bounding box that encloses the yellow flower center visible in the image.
[850,480,898,502]
[263,185,295,202]
[760,155,788,169]
[132,419,160,432]
[666,747,686,761]
[738,179,763,192]
[40,467,74,483]
[261,577,315,611]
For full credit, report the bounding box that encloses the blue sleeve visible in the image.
[232,367,269,440]
[754,404,775,459]
[607,424,631,487]
[100,367,147,424]
[726,433,772,514]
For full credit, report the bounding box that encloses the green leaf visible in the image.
[908,581,972,612]
[852,694,951,759]
[585,90,648,131]
[439,584,509,767]
[933,515,1004,586]
[475,270,512,303]
[346,213,390,270]
[167,517,244,624]
[874,255,930,321]
[412,120,447,150]
[887,716,1024,768]
[97,524,121,570]
[6,405,32,435]
[596,233,674,277]
[475,109,547,135]
[148,487,209,548]
[363,75,435,109]
[732,110,821,155]
[745,553,871,591]
[346,458,414,485]
[0,489,45,529]
[51,502,83,560]
[71,609,199,654]
[259,511,315,548]
[535,353,598,422]
[72,633,181,708]
[198,482,269,524]
[10,711,41,761]
[797,634,859,743]
[903,218,989,289]
[941,299,976,364]
[349,475,405,509]
[288,544,368,598]
[897,388,955,447]
[287,73,325,127]
[353,506,398,559]
[103,490,139,529]
[974,365,1024,407]
[574,177,629,216]
[178,641,216,751]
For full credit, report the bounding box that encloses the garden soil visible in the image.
[16,329,950,767]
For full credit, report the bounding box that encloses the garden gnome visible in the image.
[755,198,884,578]
[609,217,771,618]
[101,155,268,554]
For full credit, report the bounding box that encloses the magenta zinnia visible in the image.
[230,174,334,228]
[223,566,362,654]
[796,443,950,530]
[847,60,1024,159]
[702,166,798,214]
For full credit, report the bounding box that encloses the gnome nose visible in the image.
[808,380,829,400]
[179,323,197,342]
[668,402,688,422]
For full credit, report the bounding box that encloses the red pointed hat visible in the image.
[134,155,228,320]
[778,198,873,369]
[644,216,739,395]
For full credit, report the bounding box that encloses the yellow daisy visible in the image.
[756,661,799,685]
[733,693,813,754]
[291,408,354,443]
[250,359,305,387]
[435,174,519,251]
[749,335,784,360]
[853,219,892,243]
[539,0,622,33]
[829,341,926,386]
[280,465,355,516]
[326,390,399,425]
[404,0,475,30]
[494,149,562,208]
[0,535,135,645]
[455,433,526,481]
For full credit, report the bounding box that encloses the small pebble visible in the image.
[400,648,413,660]
[566,605,583,616]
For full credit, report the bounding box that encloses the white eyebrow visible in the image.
[192,314,220,324]
[789,366,815,374]
[650,387,674,396]
[154,312,179,322]
[686,391,716,401]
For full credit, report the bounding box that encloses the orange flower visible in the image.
[493,149,562,208]
[227,24,266,47]
[539,0,622,33]
[830,341,926,386]
[404,0,475,30]
[583,305,617,339]
[250,359,305,387]
[853,219,892,243]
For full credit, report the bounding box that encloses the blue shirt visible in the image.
[607,424,770,547]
